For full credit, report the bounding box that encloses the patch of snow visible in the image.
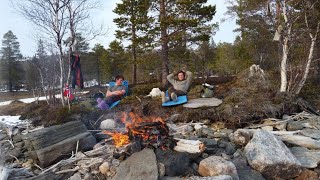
[78,91,89,94]
[0,94,62,106]
[0,101,13,106]
[19,96,47,103]
[0,116,29,127]
[84,79,99,88]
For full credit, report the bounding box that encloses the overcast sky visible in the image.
[0,0,238,57]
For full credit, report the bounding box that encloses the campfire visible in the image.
[104,112,174,149]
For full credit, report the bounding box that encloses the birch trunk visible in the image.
[295,21,320,94]
[280,1,290,92]
[280,39,289,92]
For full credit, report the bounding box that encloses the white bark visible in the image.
[279,1,290,92]
[295,15,320,94]
[280,38,289,92]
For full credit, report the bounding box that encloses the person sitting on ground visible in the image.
[97,75,126,110]
[161,69,193,103]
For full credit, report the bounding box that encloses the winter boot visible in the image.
[171,92,178,102]
[161,92,170,103]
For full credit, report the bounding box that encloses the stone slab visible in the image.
[183,98,222,108]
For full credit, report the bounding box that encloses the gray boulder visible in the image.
[244,130,302,179]
[99,119,116,129]
[290,146,320,168]
[113,148,158,180]
[198,156,238,180]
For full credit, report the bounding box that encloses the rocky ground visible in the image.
[1,65,320,179]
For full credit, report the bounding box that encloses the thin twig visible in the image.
[93,115,104,126]
[34,164,44,171]
[76,140,79,154]
[135,96,142,103]
[6,140,15,148]
[9,154,19,162]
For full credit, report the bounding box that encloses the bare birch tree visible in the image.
[13,0,70,106]
[13,0,103,106]
[269,0,320,94]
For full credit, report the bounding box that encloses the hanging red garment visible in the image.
[70,54,84,89]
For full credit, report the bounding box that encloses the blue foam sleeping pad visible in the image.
[108,80,128,109]
[162,91,188,107]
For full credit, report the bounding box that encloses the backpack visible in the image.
[201,83,214,98]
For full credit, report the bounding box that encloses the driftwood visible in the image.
[278,135,320,149]
[22,121,87,150]
[168,123,204,135]
[36,132,93,167]
[84,144,115,157]
[173,138,205,153]
[21,121,95,168]
[55,166,80,174]
[232,128,320,149]
[248,119,291,129]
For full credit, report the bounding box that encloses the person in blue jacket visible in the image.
[97,75,126,110]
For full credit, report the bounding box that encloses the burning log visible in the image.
[173,138,205,154]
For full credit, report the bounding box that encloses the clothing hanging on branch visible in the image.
[70,54,84,89]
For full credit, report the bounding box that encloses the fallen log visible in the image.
[232,129,320,149]
[36,132,94,167]
[278,135,320,149]
[21,121,96,168]
[231,129,301,146]
[173,138,205,153]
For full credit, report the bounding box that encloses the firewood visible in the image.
[173,138,205,153]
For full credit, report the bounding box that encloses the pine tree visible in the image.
[152,0,216,85]
[113,0,154,84]
[0,30,22,91]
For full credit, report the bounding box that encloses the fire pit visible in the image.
[104,112,176,150]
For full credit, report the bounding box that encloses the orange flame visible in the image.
[104,112,166,147]
[104,131,130,147]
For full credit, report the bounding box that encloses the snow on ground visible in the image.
[0,115,29,127]
[0,91,90,126]
[0,91,90,107]
[19,96,48,103]
[0,101,13,106]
